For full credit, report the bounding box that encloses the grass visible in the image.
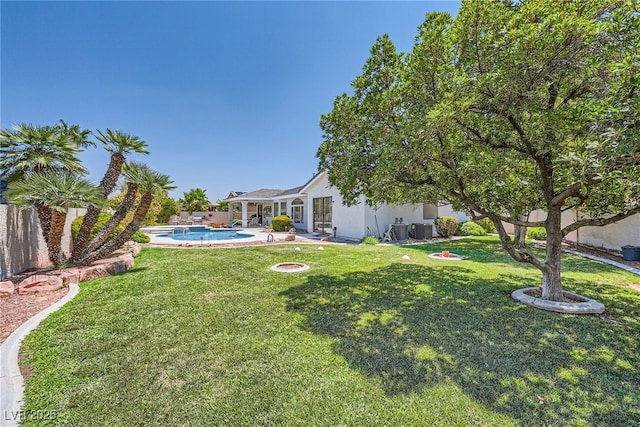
[19,237,640,426]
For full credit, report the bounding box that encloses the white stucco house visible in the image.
[226,171,468,241]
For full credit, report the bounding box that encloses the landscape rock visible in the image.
[17,275,64,295]
[58,269,81,285]
[0,281,15,298]
[79,265,110,282]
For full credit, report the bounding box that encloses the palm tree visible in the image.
[77,165,175,266]
[179,188,211,213]
[71,129,149,261]
[5,170,102,266]
[83,162,147,254]
[0,121,92,245]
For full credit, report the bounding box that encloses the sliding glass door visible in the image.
[313,196,332,233]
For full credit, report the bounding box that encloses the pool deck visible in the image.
[141,225,336,248]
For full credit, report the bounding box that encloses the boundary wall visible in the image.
[1,206,85,279]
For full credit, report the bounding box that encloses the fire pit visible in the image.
[428,251,463,261]
[270,262,310,273]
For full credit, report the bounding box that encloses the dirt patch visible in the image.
[0,285,69,345]
[523,287,588,303]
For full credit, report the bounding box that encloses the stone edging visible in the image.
[511,287,605,314]
[0,282,80,427]
[270,262,310,273]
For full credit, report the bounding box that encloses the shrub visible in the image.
[360,236,379,245]
[474,217,496,234]
[271,215,293,232]
[458,221,487,236]
[526,227,547,240]
[131,230,150,244]
[71,213,124,241]
[434,216,459,237]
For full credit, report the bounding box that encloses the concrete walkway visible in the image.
[0,283,79,427]
[563,248,640,276]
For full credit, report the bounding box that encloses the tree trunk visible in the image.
[71,153,125,262]
[513,224,527,249]
[83,182,139,255]
[35,202,52,246]
[77,192,152,266]
[541,209,565,301]
[48,210,67,266]
[513,214,528,248]
[71,204,100,261]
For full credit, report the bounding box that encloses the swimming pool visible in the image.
[159,226,254,241]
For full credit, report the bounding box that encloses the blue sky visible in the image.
[1,1,460,201]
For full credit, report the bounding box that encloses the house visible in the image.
[226,171,468,241]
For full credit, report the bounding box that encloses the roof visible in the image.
[274,185,304,198]
[224,172,327,202]
[226,188,285,201]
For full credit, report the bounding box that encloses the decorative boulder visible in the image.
[0,281,15,298]
[17,275,64,295]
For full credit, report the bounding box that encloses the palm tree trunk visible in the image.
[83,182,139,255]
[48,210,68,266]
[71,153,125,261]
[35,201,52,246]
[77,192,152,266]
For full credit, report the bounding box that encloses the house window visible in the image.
[423,203,438,220]
[280,201,287,216]
[291,198,304,224]
[263,205,272,217]
[313,196,332,233]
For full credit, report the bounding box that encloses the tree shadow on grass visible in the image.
[282,263,640,426]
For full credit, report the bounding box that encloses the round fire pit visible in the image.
[428,252,463,261]
[270,262,310,273]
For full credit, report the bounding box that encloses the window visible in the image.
[313,196,332,233]
[280,201,287,216]
[423,203,438,220]
[291,198,304,224]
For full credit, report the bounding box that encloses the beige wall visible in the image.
[501,209,639,251]
[1,205,85,279]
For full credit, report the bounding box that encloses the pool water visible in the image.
[159,226,253,241]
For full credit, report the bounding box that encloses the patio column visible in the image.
[241,201,248,228]
[228,203,234,227]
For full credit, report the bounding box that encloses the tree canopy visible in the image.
[179,188,211,212]
[318,0,640,301]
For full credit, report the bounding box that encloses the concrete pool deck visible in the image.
[141,225,335,247]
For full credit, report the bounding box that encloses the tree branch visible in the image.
[562,205,640,235]
[551,176,603,207]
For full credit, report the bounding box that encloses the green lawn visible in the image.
[20,237,640,426]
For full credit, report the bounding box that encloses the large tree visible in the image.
[71,129,148,262]
[318,0,640,302]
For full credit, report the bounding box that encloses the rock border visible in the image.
[270,262,310,273]
[511,287,605,314]
[0,243,142,299]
